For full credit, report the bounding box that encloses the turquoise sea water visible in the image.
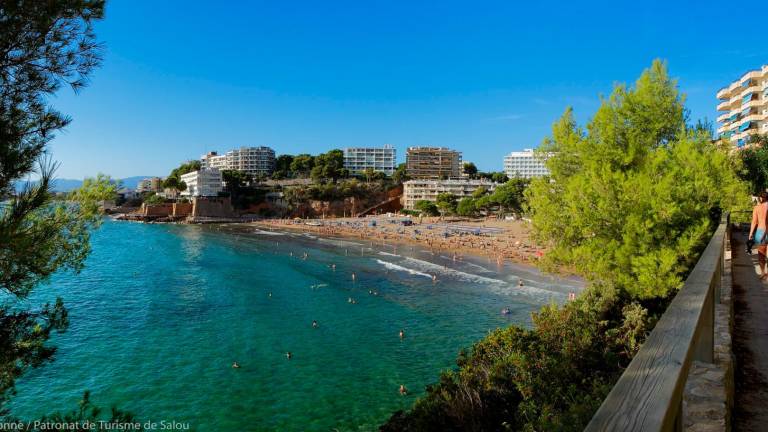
[8,220,581,431]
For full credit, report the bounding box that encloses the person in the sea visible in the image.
[750,191,768,279]
[399,329,405,339]
[286,352,292,360]
[399,384,408,395]
[312,320,319,328]
[232,361,240,369]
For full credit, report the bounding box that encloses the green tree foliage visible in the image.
[142,193,164,205]
[463,162,478,178]
[414,200,439,216]
[435,193,458,216]
[488,177,529,215]
[69,174,119,210]
[382,60,750,431]
[738,134,768,195]
[456,197,477,217]
[222,169,266,209]
[311,149,348,182]
[163,160,201,192]
[471,186,488,199]
[392,163,409,184]
[528,60,748,299]
[0,0,132,420]
[477,171,509,183]
[382,286,651,432]
[275,155,293,175]
[290,154,315,178]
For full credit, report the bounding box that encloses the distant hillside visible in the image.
[13,176,156,193]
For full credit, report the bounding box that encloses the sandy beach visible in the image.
[253,215,545,267]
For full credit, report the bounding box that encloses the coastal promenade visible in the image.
[585,221,768,431]
[731,231,768,431]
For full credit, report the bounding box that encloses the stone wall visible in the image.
[683,228,734,431]
[140,203,173,217]
[191,197,235,218]
[172,202,192,218]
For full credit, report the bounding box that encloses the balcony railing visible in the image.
[585,216,729,431]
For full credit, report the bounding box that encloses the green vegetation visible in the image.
[283,179,388,204]
[392,163,409,184]
[142,193,165,205]
[414,200,439,216]
[738,134,768,195]
[435,193,458,216]
[310,149,348,182]
[0,0,137,423]
[69,174,120,209]
[382,60,749,431]
[463,162,478,177]
[477,171,509,183]
[221,169,267,209]
[456,197,477,217]
[163,160,201,192]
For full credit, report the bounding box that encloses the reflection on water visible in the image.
[10,220,582,431]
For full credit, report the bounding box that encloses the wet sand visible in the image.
[252,216,547,269]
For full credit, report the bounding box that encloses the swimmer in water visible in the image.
[232,362,240,369]
[518,280,524,287]
[432,275,437,284]
[352,272,356,281]
[312,320,319,328]
[331,264,336,271]
[399,329,405,339]
[268,292,272,298]
[399,384,408,395]
[286,352,292,360]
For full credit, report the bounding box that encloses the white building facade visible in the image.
[180,168,224,197]
[403,179,497,210]
[716,64,768,149]
[343,145,397,175]
[201,146,276,177]
[503,149,549,178]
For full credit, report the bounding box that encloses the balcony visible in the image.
[717,100,734,111]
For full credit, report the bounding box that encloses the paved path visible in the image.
[731,231,768,431]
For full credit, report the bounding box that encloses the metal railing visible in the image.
[585,215,730,431]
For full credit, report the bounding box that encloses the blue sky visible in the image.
[48,0,768,179]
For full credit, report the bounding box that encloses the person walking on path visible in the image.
[749,191,768,279]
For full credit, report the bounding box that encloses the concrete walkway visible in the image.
[731,230,768,431]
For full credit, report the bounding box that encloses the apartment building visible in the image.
[180,168,224,197]
[403,179,497,210]
[503,149,550,178]
[201,146,276,177]
[405,147,462,179]
[136,177,163,193]
[343,145,397,175]
[716,64,768,148]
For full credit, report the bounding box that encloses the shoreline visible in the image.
[249,216,549,270]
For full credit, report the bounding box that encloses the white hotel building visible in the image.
[343,145,397,176]
[403,179,497,210]
[716,64,768,149]
[503,149,549,178]
[180,168,224,197]
[201,146,276,177]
